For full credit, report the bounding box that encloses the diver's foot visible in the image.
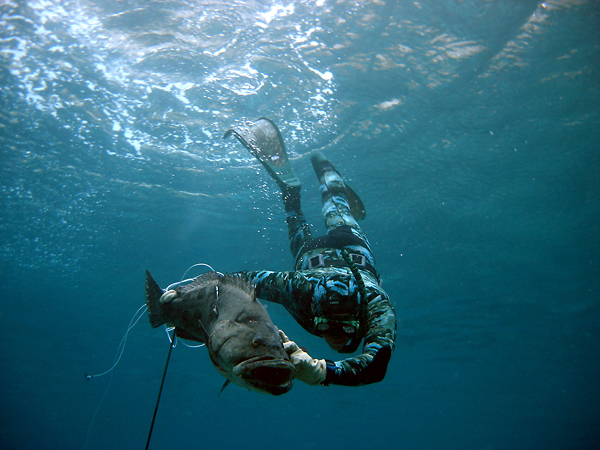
[310,151,339,179]
[310,151,366,221]
[282,184,302,213]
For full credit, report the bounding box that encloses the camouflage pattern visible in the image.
[235,167,397,386]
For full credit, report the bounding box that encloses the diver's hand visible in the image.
[278,330,326,386]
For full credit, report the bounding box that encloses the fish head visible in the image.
[208,318,295,395]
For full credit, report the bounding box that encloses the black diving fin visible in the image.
[345,183,366,221]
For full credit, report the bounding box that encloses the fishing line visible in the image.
[85,303,148,380]
[84,303,148,450]
[165,263,223,291]
[180,262,216,281]
[165,326,205,348]
[85,264,215,449]
[145,331,177,450]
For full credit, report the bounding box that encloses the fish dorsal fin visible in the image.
[220,274,255,297]
[218,379,230,396]
[177,272,255,298]
[176,271,221,294]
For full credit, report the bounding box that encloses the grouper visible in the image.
[145,270,295,395]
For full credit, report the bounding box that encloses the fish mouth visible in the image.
[232,356,296,396]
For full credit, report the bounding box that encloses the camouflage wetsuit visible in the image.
[236,167,396,386]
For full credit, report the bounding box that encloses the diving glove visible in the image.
[279,330,326,386]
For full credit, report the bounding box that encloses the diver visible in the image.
[224,118,396,386]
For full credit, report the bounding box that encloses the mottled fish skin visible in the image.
[145,271,295,395]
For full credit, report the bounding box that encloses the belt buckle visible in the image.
[350,253,366,267]
[307,254,325,270]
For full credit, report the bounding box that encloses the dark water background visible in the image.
[1,1,599,449]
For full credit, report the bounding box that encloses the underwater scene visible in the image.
[1,0,599,449]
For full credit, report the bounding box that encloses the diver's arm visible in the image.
[236,270,316,333]
[323,291,396,386]
[234,270,290,305]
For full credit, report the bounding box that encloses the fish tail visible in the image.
[145,270,166,328]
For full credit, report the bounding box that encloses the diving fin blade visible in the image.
[345,183,366,220]
[223,118,301,190]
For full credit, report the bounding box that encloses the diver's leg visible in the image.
[224,118,311,260]
[283,185,313,261]
[311,153,363,235]
[310,152,376,262]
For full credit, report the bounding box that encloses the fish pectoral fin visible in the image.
[174,327,205,343]
[218,379,230,396]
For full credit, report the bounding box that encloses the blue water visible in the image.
[1,1,599,449]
